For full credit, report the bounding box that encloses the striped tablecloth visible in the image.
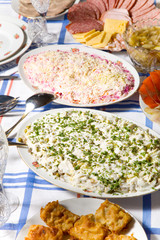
[0,1,160,240]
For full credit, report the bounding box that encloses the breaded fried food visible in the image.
[69,214,109,240]
[40,200,80,233]
[105,233,137,240]
[95,200,132,233]
[24,224,63,240]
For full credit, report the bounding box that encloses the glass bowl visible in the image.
[123,19,160,73]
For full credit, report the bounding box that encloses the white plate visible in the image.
[0,20,24,61]
[16,198,148,240]
[0,16,32,65]
[17,108,160,198]
[11,0,80,19]
[18,44,140,107]
[139,95,160,125]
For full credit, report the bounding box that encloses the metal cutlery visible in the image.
[0,75,20,80]
[0,96,19,116]
[8,141,27,147]
[5,93,55,137]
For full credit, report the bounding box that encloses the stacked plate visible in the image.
[0,15,32,65]
[11,0,80,19]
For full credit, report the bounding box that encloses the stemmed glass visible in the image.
[0,124,19,237]
[28,0,57,46]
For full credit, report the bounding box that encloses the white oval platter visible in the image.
[18,44,140,107]
[17,108,160,198]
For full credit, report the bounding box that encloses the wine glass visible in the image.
[28,0,57,46]
[0,124,19,214]
[0,128,11,238]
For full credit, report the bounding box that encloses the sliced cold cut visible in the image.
[67,4,96,21]
[132,8,160,22]
[87,0,107,14]
[116,0,125,8]
[66,19,104,34]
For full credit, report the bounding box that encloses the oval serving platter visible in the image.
[17,108,160,198]
[18,44,140,107]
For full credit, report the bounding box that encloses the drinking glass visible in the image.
[0,127,11,237]
[28,0,57,46]
[0,125,19,214]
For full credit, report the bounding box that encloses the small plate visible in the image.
[11,0,80,19]
[0,16,32,65]
[139,95,160,125]
[16,198,148,240]
[0,20,24,61]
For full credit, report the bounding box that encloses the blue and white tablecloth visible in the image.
[0,1,160,240]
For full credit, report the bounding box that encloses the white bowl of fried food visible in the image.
[23,199,145,240]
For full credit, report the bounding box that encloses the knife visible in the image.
[0,75,20,80]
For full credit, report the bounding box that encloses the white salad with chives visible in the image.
[20,110,160,195]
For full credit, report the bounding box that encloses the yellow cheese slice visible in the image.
[86,31,106,46]
[85,31,101,41]
[73,29,96,39]
[74,38,86,43]
[104,19,128,34]
[92,32,112,48]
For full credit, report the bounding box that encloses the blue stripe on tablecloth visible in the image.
[0,80,9,94]
[58,14,68,44]
[143,194,152,240]
[145,117,153,129]
[16,168,35,235]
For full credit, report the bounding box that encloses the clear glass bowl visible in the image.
[123,19,160,73]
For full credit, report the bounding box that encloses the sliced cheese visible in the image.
[86,31,106,46]
[73,29,96,39]
[104,19,128,34]
[92,32,112,48]
[74,38,86,43]
[85,31,101,41]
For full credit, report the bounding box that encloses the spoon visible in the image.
[5,93,55,137]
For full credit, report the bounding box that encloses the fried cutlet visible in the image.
[105,233,137,240]
[95,200,132,233]
[40,200,80,233]
[24,224,63,240]
[69,214,109,240]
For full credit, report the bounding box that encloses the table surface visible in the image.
[0,1,160,240]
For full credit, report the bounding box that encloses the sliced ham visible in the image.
[125,0,136,11]
[102,0,109,10]
[83,2,101,19]
[119,0,133,10]
[116,0,125,8]
[87,0,107,14]
[108,0,116,10]
[100,9,131,23]
[130,0,148,13]
[132,4,156,20]
[132,8,160,22]
[66,19,104,34]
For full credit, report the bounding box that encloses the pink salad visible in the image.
[23,49,135,105]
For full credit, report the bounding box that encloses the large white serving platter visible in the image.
[0,16,32,65]
[17,108,160,198]
[0,20,24,61]
[16,198,148,240]
[11,0,80,19]
[139,95,160,126]
[18,44,140,107]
